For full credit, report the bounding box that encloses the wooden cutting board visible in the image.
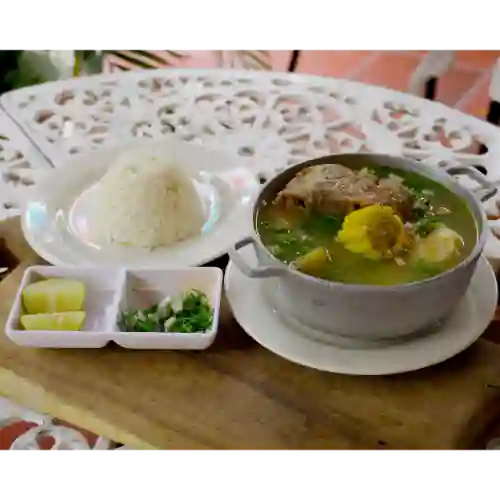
[1,216,500,450]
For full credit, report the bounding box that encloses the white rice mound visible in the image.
[90,151,206,249]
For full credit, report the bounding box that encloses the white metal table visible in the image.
[1,68,500,449]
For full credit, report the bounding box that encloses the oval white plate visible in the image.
[225,247,498,375]
[22,138,260,267]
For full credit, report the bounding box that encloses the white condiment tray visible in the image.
[5,266,222,350]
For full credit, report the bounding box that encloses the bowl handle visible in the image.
[229,236,287,278]
[445,165,498,202]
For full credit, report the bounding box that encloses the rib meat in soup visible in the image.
[256,164,477,286]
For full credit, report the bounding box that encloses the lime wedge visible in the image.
[20,311,86,331]
[22,278,86,314]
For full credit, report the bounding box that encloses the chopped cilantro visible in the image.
[413,216,441,237]
[118,289,213,334]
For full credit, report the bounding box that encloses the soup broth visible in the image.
[257,164,477,286]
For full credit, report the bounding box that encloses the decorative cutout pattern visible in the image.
[0,110,52,221]
[2,69,500,250]
[0,397,114,450]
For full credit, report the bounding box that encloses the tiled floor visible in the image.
[287,50,500,118]
[2,49,500,449]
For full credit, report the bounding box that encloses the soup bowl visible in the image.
[229,153,496,341]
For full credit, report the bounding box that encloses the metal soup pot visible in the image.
[229,154,496,341]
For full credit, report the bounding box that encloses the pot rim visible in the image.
[251,153,489,292]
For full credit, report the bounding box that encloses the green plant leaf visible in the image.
[103,50,188,70]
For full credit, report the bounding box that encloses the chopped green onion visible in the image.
[118,289,213,334]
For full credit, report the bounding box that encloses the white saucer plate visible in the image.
[22,138,259,268]
[224,246,498,375]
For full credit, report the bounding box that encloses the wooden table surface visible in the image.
[2,217,500,450]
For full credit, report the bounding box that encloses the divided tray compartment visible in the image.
[5,266,223,350]
[114,267,222,350]
[5,266,124,348]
